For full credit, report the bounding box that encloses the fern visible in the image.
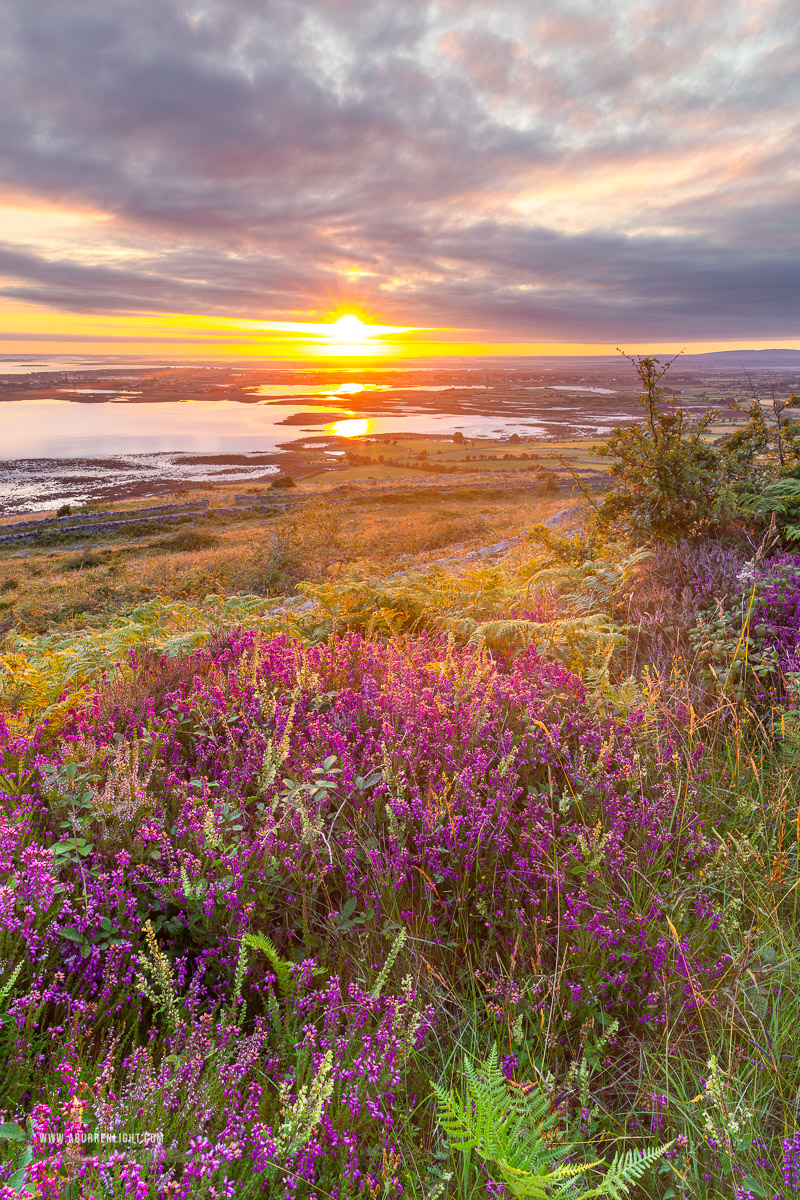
[432,1048,670,1199]
[468,613,627,673]
[589,1143,672,1200]
[749,475,800,515]
[0,594,303,723]
[299,545,644,679]
[244,931,295,997]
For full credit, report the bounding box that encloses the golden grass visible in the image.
[0,484,573,634]
[309,435,606,478]
[302,464,423,483]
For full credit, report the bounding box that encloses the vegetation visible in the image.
[0,378,800,1197]
[594,353,800,545]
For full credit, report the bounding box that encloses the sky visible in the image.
[0,0,799,360]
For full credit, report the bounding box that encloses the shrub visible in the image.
[157,529,219,553]
[593,355,723,543]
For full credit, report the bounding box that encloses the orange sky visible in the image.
[1,1,798,361]
[2,297,797,361]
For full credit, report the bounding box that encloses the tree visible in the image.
[593,354,721,542]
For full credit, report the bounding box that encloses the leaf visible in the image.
[0,1124,26,1142]
[243,932,294,996]
[433,1050,670,1199]
[58,927,85,944]
[8,1163,29,1192]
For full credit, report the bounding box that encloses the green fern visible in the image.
[432,1048,670,1199]
[299,545,644,680]
[244,931,295,997]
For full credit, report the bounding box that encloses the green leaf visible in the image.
[58,927,84,944]
[8,1164,28,1192]
[0,1124,26,1142]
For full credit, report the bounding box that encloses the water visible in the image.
[0,397,554,513]
[0,355,176,375]
[0,398,547,460]
[526,385,617,394]
[0,399,342,458]
[0,381,632,512]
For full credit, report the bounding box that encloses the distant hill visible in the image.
[404,349,800,370]
[679,349,800,368]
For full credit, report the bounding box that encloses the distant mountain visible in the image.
[679,349,800,368]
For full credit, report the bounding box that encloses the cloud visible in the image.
[0,0,798,342]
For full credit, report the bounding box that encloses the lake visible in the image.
[0,397,547,460]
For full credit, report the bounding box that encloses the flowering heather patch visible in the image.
[747,553,800,678]
[0,628,744,1195]
[685,551,800,708]
[69,634,722,1014]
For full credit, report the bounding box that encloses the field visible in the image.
[1,397,800,1199]
[0,474,566,634]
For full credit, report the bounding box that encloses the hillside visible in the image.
[1,378,800,1199]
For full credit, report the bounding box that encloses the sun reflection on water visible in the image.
[327,417,370,437]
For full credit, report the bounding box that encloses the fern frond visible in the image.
[498,1157,597,1199]
[593,1143,673,1199]
[244,932,294,996]
[432,1052,670,1199]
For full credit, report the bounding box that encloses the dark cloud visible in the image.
[0,0,798,341]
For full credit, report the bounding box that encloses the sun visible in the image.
[301,310,415,356]
[329,314,368,341]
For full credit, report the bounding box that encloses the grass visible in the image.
[0,481,566,633]
[303,463,427,482]
[310,435,607,480]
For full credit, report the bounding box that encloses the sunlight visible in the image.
[302,310,418,358]
[315,313,386,358]
[330,314,368,341]
[327,417,370,437]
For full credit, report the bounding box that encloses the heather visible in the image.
[2,375,800,1196]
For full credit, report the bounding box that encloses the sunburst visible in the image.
[329,314,368,342]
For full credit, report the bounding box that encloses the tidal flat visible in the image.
[2,355,798,513]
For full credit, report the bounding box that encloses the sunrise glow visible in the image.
[329,315,367,341]
[0,2,794,360]
[328,417,370,437]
